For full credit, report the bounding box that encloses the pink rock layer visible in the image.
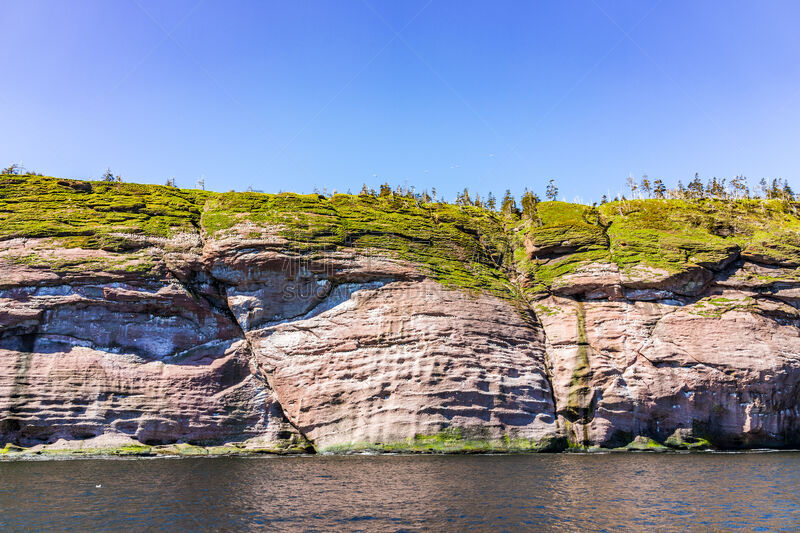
[2,236,800,450]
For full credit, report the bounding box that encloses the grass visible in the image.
[201,191,516,296]
[3,174,799,296]
[0,175,209,247]
[599,199,800,275]
[519,198,800,290]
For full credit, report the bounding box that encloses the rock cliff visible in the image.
[1,175,799,455]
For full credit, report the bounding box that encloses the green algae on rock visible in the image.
[319,428,567,454]
[624,436,668,452]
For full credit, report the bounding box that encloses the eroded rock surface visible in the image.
[537,277,800,448]
[1,237,564,452]
[0,267,298,448]
[2,177,800,453]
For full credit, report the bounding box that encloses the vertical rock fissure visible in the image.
[494,217,566,443]
[166,219,317,450]
[565,300,593,445]
[535,315,564,438]
[211,279,316,451]
[514,298,564,440]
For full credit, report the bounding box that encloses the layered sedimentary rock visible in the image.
[0,256,297,448]
[523,202,800,448]
[539,288,800,448]
[2,175,800,453]
[198,230,561,450]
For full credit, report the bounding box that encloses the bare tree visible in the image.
[626,174,638,197]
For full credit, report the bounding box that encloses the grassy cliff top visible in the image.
[517,198,800,292]
[2,175,799,296]
[0,175,513,295]
[0,174,210,249]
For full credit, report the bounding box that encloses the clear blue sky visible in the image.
[2,1,799,202]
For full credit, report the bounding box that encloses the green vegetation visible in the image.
[664,431,712,450]
[201,191,515,296]
[520,198,800,291]
[564,302,592,446]
[2,174,799,297]
[534,303,561,317]
[598,199,800,275]
[689,296,757,318]
[515,202,609,294]
[0,441,313,459]
[319,427,567,454]
[0,443,24,454]
[624,436,668,451]
[0,174,209,248]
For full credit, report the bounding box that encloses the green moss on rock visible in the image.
[664,428,712,450]
[624,436,668,451]
[202,192,516,296]
[3,175,800,297]
[319,427,567,454]
[0,175,209,243]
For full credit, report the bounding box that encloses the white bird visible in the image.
[96,484,102,488]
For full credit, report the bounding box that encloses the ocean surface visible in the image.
[1,452,799,532]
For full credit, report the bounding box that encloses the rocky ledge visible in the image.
[1,175,800,456]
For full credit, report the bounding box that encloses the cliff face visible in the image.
[1,175,799,453]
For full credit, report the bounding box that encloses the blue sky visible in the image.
[2,1,799,202]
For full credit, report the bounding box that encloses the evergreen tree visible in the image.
[767,178,794,200]
[768,178,783,199]
[486,192,497,211]
[360,183,370,195]
[2,163,21,175]
[600,194,608,204]
[455,187,472,206]
[687,173,704,199]
[102,168,116,182]
[707,177,725,198]
[676,180,686,198]
[626,175,638,197]
[521,189,539,219]
[652,179,667,199]
[782,181,795,200]
[545,179,558,201]
[501,189,518,215]
[379,182,392,197]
